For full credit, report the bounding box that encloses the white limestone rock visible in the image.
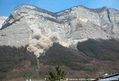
[0,16,7,28]
[1,4,119,57]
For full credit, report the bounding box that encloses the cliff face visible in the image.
[0,17,7,28]
[1,4,119,56]
[0,5,119,80]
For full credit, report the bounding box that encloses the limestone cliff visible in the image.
[1,4,119,57]
[0,17,7,28]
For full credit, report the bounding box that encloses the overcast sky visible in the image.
[0,0,119,16]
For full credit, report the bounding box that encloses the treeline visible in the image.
[0,46,37,79]
[77,39,119,60]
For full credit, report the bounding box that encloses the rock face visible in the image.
[0,17,7,28]
[1,4,119,57]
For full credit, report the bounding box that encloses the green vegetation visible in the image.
[47,66,66,81]
[22,71,32,79]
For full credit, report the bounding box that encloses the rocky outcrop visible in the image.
[0,4,119,57]
[0,17,7,28]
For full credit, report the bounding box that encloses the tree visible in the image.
[47,66,66,81]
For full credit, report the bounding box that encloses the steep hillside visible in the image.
[1,4,119,57]
[0,4,119,80]
[39,40,119,77]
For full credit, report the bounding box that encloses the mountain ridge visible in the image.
[0,16,7,28]
[0,4,119,80]
[1,4,119,57]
